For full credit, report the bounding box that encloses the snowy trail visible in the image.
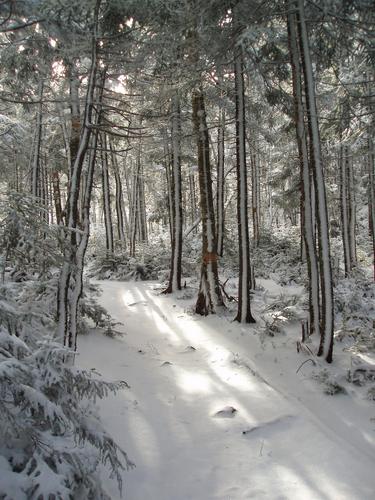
[78,281,375,500]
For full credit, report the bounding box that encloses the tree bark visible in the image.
[164,92,183,293]
[101,133,114,255]
[193,88,224,315]
[31,80,44,198]
[234,44,255,323]
[287,1,320,337]
[297,0,334,362]
[57,14,101,349]
[216,107,225,257]
[110,141,126,244]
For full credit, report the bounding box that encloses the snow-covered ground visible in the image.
[78,280,375,500]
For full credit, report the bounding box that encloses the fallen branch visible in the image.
[219,278,238,303]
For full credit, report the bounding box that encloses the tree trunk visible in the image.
[57,18,101,349]
[250,151,260,246]
[347,152,356,267]
[340,145,351,276]
[234,44,255,323]
[129,158,139,257]
[297,0,334,362]
[164,92,183,293]
[31,80,44,198]
[101,133,114,255]
[287,2,320,338]
[216,107,225,257]
[368,134,375,281]
[67,59,81,173]
[138,161,148,242]
[110,141,126,244]
[193,88,224,315]
[189,169,198,231]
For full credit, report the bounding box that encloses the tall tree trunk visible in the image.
[234,45,255,323]
[164,92,183,293]
[216,107,225,257]
[193,88,224,315]
[110,141,126,244]
[189,169,197,231]
[57,16,101,349]
[129,158,139,257]
[31,80,44,198]
[297,0,334,362]
[340,144,351,276]
[287,2,320,337]
[138,161,148,242]
[67,59,81,173]
[340,144,357,276]
[368,133,375,281]
[101,133,114,255]
[250,151,260,246]
[347,152,356,267]
[51,171,64,225]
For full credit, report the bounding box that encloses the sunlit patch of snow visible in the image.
[149,308,181,344]
[176,369,213,394]
[126,411,160,466]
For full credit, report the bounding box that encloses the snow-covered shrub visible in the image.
[312,369,347,396]
[367,386,375,401]
[260,294,305,336]
[334,269,375,352]
[0,192,61,280]
[0,291,133,499]
[0,330,132,499]
[252,229,306,286]
[88,239,172,282]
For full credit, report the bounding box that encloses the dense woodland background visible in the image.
[0,0,374,498]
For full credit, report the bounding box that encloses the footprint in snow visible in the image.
[213,406,238,418]
[161,361,173,367]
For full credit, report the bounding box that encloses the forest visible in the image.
[0,0,374,498]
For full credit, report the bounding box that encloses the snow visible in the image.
[78,280,375,500]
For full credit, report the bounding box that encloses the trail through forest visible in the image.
[79,281,375,500]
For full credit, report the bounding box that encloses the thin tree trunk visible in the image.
[189,169,197,231]
[216,107,225,257]
[31,80,44,198]
[368,134,375,281]
[251,151,260,246]
[51,171,64,225]
[129,158,139,257]
[340,144,351,276]
[347,151,356,266]
[110,141,126,244]
[138,162,148,242]
[101,133,114,255]
[67,60,81,173]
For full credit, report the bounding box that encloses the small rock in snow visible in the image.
[213,406,238,418]
[181,345,196,352]
[161,361,173,367]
